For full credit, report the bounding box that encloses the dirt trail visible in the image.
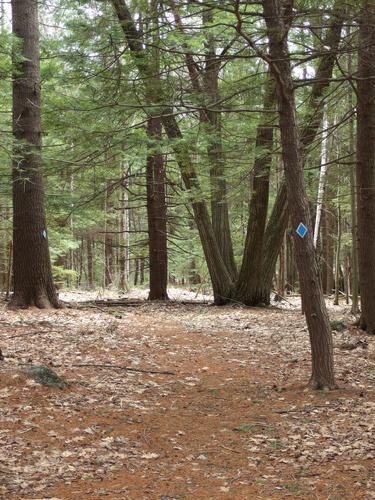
[0,301,374,499]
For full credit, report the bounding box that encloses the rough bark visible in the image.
[356,0,375,332]
[146,115,168,300]
[334,204,341,305]
[104,181,114,287]
[111,0,234,304]
[10,0,59,309]
[264,0,335,389]
[349,106,359,313]
[275,232,286,301]
[236,0,345,306]
[145,2,168,301]
[162,115,234,303]
[256,183,289,303]
[171,4,237,279]
[118,183,129,291]
[235,77,276,304]
[321,201,335,294]
[203,10,237,280]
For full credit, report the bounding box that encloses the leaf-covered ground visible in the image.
[0,293,375,499]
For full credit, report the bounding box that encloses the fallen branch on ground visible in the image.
[52,362,176,376]
[8,330,60,339]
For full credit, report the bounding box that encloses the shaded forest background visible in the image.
[0,0,362,302]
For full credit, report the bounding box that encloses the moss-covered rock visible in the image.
[330,320,347,332]
[22,365,69,388]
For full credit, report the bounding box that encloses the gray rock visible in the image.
[330,320,347,332]
[22,365,69,388]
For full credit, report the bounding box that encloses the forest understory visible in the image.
[0,291,374,499]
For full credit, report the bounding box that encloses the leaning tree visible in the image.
[263,0,336,389]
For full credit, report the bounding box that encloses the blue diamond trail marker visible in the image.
[296,222,308,238]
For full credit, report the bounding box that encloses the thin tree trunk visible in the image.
[134,258,139,286]
[118,185,128,291]
[286,229,295,293]
[10,0,59,309]
[69,170,74,284]
[140,257,145,285]
[120,165,131,290]
[275,234,285,301]
[87,236,93,289]
[313,112,329,247]
[77,237,83,287]
[345,245,350,305]
[104,181,114,287]
[5,241,12,301]
[334,204,341,305]
[321,202,333,294]
[264,0,335,389]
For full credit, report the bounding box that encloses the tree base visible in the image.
[213,297,231,306]
[148,293,169,301]
[357,315,375,334]
[234,293,271,307]
[308,376,338,391]
[8,290,62,310]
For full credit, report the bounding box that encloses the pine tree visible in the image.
[10,0,59,308]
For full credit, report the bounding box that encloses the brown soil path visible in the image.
[0,302,374,499]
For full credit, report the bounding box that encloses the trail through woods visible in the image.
[1,294,375,499]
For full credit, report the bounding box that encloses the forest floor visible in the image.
[0,290,375,499]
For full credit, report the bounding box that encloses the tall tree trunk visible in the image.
[146,1,168,300]
[146,115,168,300]
[171,2,237,279]
[235,0,345,306]
[10,0,59,309]
[356,0,375,332]
[162,114,234,303]
[253,182,290,303]
[111,0,235,305]
[235,76,276,304]
[203,10,237,280]
[346,27,359,315]
[349,108,359,313]
[264,0,335,389]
